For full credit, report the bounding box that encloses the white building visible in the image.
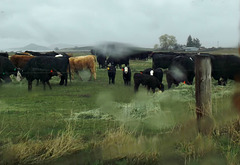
[183,47,199,52]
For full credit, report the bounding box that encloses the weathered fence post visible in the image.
[195,54,213,135]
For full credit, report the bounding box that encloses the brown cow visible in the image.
[69,55,96,81]
[10,55,35,69]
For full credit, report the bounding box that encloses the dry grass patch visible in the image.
[0,124,85,165]
[95,127,164,161]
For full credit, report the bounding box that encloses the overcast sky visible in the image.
[0,0,239,50]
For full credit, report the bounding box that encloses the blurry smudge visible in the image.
[93,42,137,57]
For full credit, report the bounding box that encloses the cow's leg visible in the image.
[152,88,155,93]
[46,81,52,89]
[112,77,115,84]
[159,83,164,92]
[63,73,68,86]
[217,79,222,85]
[89,67,96,81]
[167,80,172,89]
[36,79,39,86]
[59,76,64,85]
[147,86,151,92]
[220,78,227,86]
[42,82,46,90]
[223,79,227,86]
[71,69,75,80]
[88,74,92,81]
[93,72,96,80]
[76,71,83,81]
[65,73,68,86]
[28,80,32,91]
[134,83,140,92]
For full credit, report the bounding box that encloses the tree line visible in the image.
[154,34,202,50]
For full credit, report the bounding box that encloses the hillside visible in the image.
[8,43,51,52]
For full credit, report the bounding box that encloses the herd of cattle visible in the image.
[0,50,240,93]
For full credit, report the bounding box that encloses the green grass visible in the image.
[1,57,240,164]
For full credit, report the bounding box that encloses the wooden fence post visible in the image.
[195,54,213,135]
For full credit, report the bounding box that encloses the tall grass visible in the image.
[0,123,84,165]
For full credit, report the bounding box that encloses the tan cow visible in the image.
[69,55,96,81]
[10,55,35,69]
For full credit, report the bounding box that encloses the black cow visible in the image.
[166,56,195,89]
[141,68,153,75]
[166,70,187,89]
[141,67,164,84]
[25,51,69,58]
[152,53,178,69]
[122,66,131,85]
[210,54,240,85]
[129,51,151,60]
[22,56,69,88]
[25,51,42,56]
[151,52,196,69]
[107,56,129,68]
[45,51,59,56]
[91,49,107,69]
[133,73,164,93]
[23,68,58,90]
[0,52,9,58]
[107,65,116,84]
[0,56,18,83]
[97,55,107,69]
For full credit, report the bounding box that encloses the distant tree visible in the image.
[159,34,177,50]
[173,43,184,50]
[186,35,194,47]
[186,35,202,48]
[154,44,159,50]
[54,47,59,51]
[193,38,201,48]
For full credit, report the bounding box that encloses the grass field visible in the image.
[0,55,240,164]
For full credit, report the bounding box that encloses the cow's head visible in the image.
[150,70,154,76]
[14,68,23,81]
[50,69,61,77]
[122,66,128,74]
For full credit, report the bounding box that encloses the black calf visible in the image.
[134,73,164,93]
[107,65,116,84]
[122,66,131,85]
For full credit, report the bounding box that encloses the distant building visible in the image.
[183,46,199,52]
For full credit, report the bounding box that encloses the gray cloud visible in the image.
[0,0,238,50]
